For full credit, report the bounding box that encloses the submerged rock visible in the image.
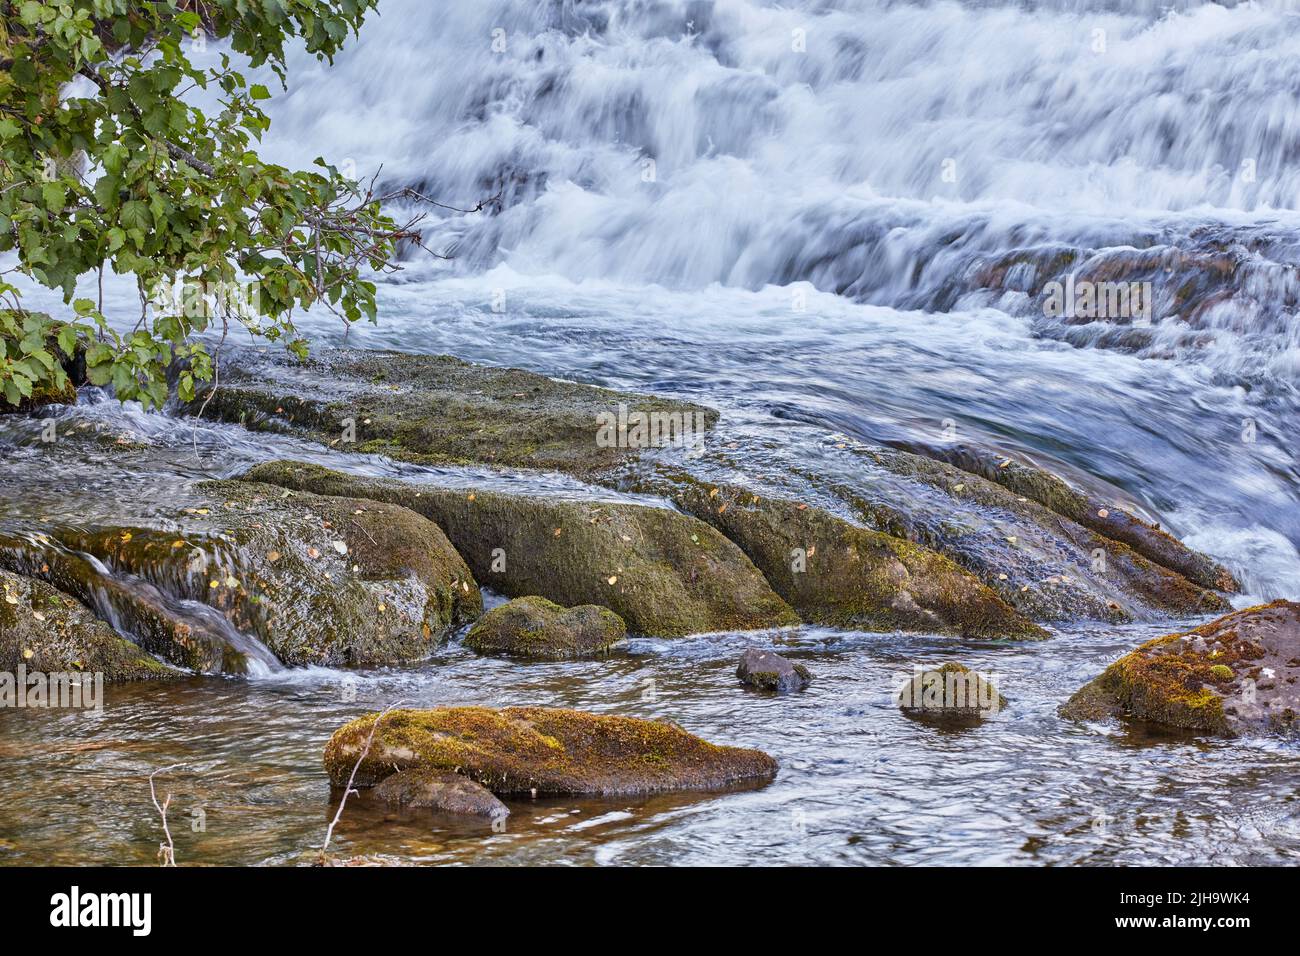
[465,596,626,659]
[243,461,798,637]
[1,481,481,671]
[896,662,1007,725]
[736,648,811,692]
[370,769,509,819]
[1059,600,1300,737]
[324,706,779,795]
[187,347,716,477]
[0,568,181,681]
[631,470,1046,639]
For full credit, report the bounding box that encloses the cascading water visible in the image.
[3,0,1300,867]
[217,0,1300,594]
[262,0,1300,379]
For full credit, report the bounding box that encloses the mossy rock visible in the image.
[1059,600,1300,737]
[0,568,181,681]
[242,461,798,637]
[465,596,626,660]
[896,662,1007,725]
[324,706,779,795]
[736,648,812,692]
[634,469,1046,639]
[899,441,1239,593]
[2,482,481,671]
[370,769,509,819]
[186,346,717,477]
[823,444,1231,623]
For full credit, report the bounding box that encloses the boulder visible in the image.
[465,596,626,659]
[242,461,798,637]
[895,662,1007,725]
[896,441,1239,593]
[808,443,1231,623]
[1059,600,1300,737]
[0,568,181,680]
[1,481,481,670]
[324,706,779,795]
[631,469,1046,639]
[370,769,509,819]
[736,648,811,692]
[187,346,716,477]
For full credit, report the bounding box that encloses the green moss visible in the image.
[1059,603,1297,734]
[188,348,718,478]
[464,596,626,659]
[0,568,183,680]
[626,468,1045,639]
[243,461,797,637]
[323,706,779,795]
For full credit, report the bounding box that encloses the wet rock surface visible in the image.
[896,662,1008,726]
[1059,600,1300,738]
[839,444,1232,623]
[369,769,509,818]
[0,568,181,680]
[324,706,780,795]
[1,481,481,671]
[187,346,716,477]
[465,595,626,659]
[736,648,811,692]
[629,468,1045,639]
[243,461,798,637]
[894,441,1239,593]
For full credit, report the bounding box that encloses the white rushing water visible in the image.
[257,0,1300,350]
[6,0,1300,592]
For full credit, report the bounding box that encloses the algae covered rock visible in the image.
[1059,600,1300,737]
[370,769,509,819]
[895,662,1007,725]
[634,470,1045,639]
[736,648,811,692]
[817,443,1232,623]
[188,346,716,477]
[0,568,181,681]
[324,706,779,795]
[4,481,481,671]
[465,596,626,659]
[243,461,797,637]
[900,441,1240,593]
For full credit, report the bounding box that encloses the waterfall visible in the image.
[241,0,1300,387]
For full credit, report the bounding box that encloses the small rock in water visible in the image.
[895,662,1006,725]
[370,769,508,819]
[464,595,626,660]
[737,648,812,693]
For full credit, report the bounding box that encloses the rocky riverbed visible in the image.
[0,343,1296,865]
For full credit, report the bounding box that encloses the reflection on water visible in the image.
[2,625,1298,866]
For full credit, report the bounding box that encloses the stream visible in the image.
[2,0,1299,865]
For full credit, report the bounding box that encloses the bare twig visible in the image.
[148,763,186,867]
[318,701,404,866]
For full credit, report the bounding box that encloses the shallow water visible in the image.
[2,620,1298,867]
[3,0,1300,866]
